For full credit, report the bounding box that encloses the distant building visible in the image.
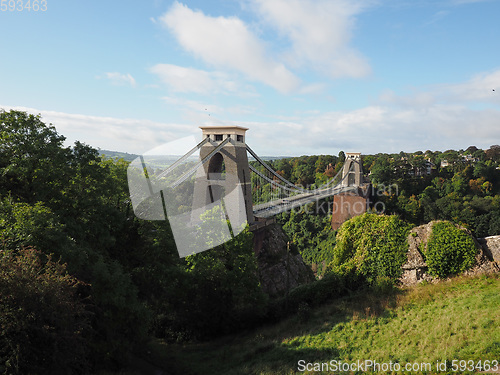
[414,160,435,177]
[462,154,479,163]
[394,158,435,177]
[440,154,479,169]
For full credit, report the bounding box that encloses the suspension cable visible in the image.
[246,144,307,192]
[170,137,231,188]
[156,137,210,179]
[249,164,302,194]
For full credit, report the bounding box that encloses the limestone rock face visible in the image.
[400,222,435,286]
[400,221,499,286]
[478,235,500,263]
[253,224,315,296]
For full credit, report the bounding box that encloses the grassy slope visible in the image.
[149,274,500,375]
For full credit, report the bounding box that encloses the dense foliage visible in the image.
[367,148,500,237]
[326,213,412,284]
[273,147,500,282]
[0,248,89,375]
[158,210,267,340]
[424,222,478,278]
[279,209,333,268]
[0,110,266,372]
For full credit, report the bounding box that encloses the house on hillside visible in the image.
[413,160,435,177]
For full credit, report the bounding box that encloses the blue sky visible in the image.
[1,0,499,156]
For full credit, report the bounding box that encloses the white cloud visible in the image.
[158,1,300,93]
[161,96,223,114]
[252,0,371,79]
[379,68,500,106]
[150,64,240,94]
[298,83,328,95]
[161,96,257,117]
[440,69,500,102]
[103,72,136,87]
[0,105,196,154]
[242,70,500,154]
[243,102,500,157]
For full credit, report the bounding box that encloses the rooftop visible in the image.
[199,125,249,135]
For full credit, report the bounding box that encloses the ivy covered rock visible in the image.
[425,221,478,277]
[326,213,412,285]
[401,221,498,285]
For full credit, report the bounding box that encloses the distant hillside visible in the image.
[100,149,291,164]
[99,149,139,162]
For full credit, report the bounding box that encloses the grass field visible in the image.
[132,274,500,375]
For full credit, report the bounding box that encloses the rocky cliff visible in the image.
[253,224,315,296]
[477,235,500,264]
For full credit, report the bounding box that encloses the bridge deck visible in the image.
[253,185,358,218]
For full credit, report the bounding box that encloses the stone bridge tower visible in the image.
[341,152,363,186]
[332,152,370,230]
[191,126,255,227]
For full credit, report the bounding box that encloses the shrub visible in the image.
[371,275,397,296]
[297,302,311,323]
[326,213,412,284]
[266,272,350,321]
[0,248,90,374]
[424,221,478,278]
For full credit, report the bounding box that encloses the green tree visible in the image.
[281,208,331,267]
[0,111,151,369]
[168,207,267,339]
[0,199,69,257]
[338,151,346,164]
[369,154,395,185]
[0,110,70,204]
[0,248,90,375]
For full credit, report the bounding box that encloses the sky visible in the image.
[1,0,499,157]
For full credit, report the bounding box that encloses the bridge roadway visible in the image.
[253,185,359,218]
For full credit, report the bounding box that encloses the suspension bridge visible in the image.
[128,125,367,256]
[147,126,362,219]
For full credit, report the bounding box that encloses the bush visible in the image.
[424,221,478,278]
[297,302,311,323]
[266,273,350,321]
[326,213,412,284]
[0,248,90,374]
[371,275,397,296]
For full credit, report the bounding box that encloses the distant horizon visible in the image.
[97,144,494,161]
